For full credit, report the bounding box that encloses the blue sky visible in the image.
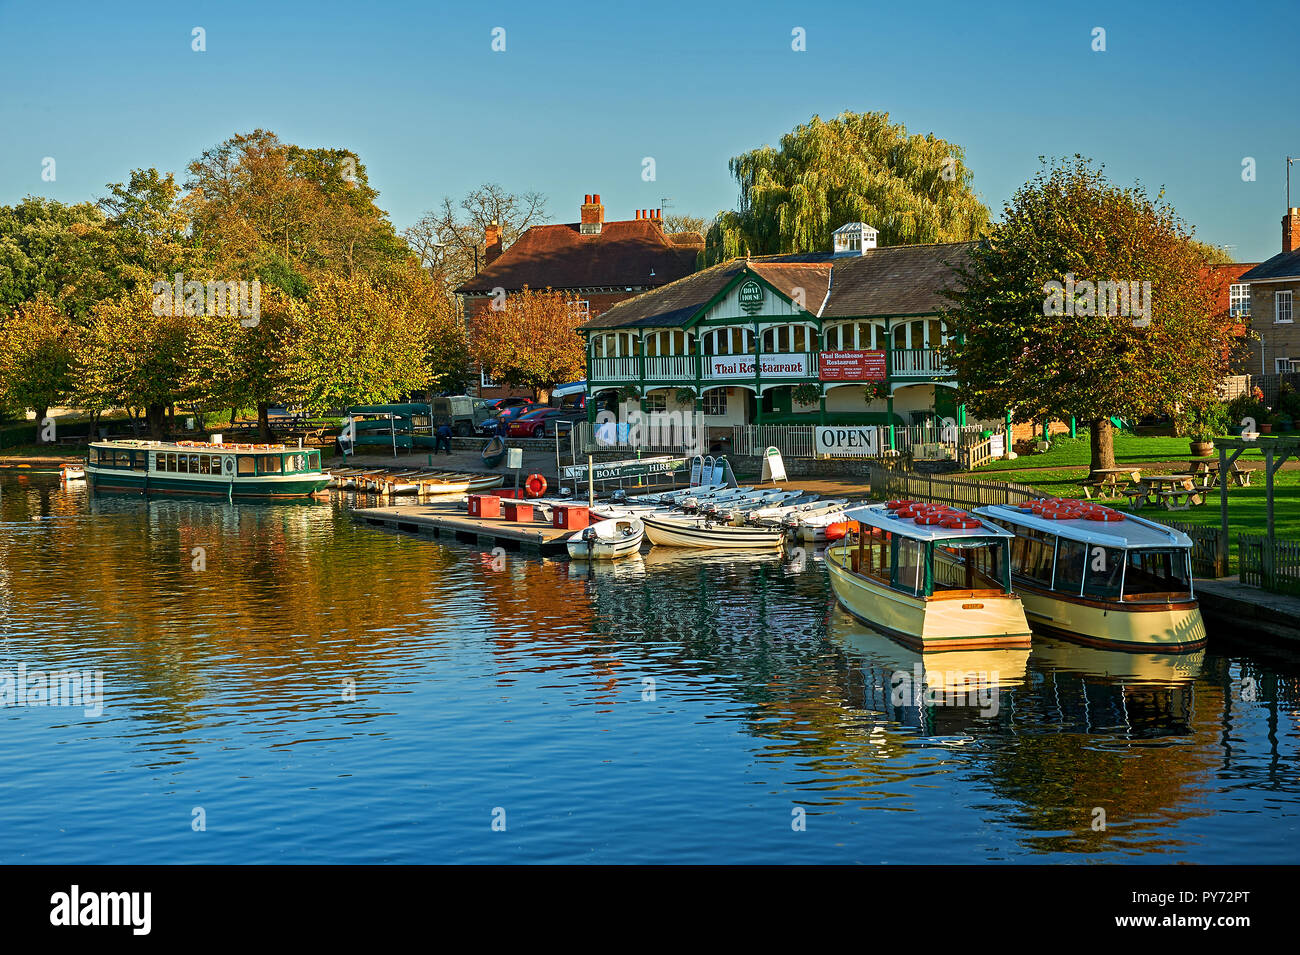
[1,0,1296,261]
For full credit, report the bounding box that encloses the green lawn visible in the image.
[974,433,1270,472]
[972,459,1300,569]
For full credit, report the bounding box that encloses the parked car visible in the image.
[507,407,571,438]
[477,401,538,436]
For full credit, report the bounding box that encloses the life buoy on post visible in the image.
[524,473,547,497]
[223,457,235,475]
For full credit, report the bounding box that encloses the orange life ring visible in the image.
[941,517,981,529]
[524,473,547,497]
[915,514,948,525]
[1086,510,1125,522]
[886,499,915,510]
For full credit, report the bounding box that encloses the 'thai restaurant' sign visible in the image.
[818,350,886,382]
[708,354,810,379]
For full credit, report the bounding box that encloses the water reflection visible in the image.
[1,473,1298,863]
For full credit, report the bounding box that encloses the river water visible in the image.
[1,472,1297,864]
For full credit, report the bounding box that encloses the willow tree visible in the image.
[703,111,989,263]
[943,157,1239,472]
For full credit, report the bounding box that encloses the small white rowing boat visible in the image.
[642,513,787,549]
[61,464,86,483]
[567,516,645,561]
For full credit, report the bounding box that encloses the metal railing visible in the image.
[891,348,952,377]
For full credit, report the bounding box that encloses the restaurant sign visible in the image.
[708,354,810,379]
[818,350,886,382]
[814,426,879,457]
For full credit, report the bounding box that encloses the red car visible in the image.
[507,407,567,438]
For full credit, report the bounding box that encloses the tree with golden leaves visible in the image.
[469,288,585,399]
[0,298,78,441]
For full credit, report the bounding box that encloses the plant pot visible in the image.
[1260,423,1274,434]
[1190,441,1213,457]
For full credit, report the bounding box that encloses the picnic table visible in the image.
[1131,473,1204,510]
[1082,467,1143,500]
[1188,460,1256,489]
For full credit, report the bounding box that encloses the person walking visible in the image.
[435,421,453,455]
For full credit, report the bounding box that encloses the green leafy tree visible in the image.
[0,298,78,441]
[943,157,1240,472]
[77,288,194,437]
[469,288,585,399]
[703,111,989,263]
[0,197,122,319]
[281,275,430,414]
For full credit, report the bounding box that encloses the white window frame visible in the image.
[702,389,728,416]
[1229,284,1250,318]
[1277,358,1298,374]
[1276,290,1293,324]
[567,299,590,321]
[480,368,498,388]
[644,392,668,413]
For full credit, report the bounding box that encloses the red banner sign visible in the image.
[819,350,886,382]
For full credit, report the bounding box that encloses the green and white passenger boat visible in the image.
[85,439,331,500]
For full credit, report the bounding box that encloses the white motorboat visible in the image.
[60,463,86,483]
[788,503,856,543]
[566,516,645,561]
[642,513,788,549]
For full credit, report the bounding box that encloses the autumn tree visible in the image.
[185,129,406,292]
[0,298,78,441]
[469,288,585,399]
[404,183,548,293]
[703,111,989,263]
[943,157,1240,472]
[381,265,470,395]
[98,168,196,294]
[77,288,194,437]
[187,288,301,438]
[280,275,430,414]
[663,213,709,236]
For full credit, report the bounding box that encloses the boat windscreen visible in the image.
[1122,548,1192,600]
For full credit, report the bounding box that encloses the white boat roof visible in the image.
[974,503,1192,550]
[92,439,290,452]
[843,503,1015,541]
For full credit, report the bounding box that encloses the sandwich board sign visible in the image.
[761,446,787,483]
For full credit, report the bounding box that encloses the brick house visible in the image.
[1239,208,1300,375]
[455,194,704,400]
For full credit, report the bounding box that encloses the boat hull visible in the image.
[87,468,330,499]
[642,515,785,549]
[566,533,644,561]
[825,546,1033,651]
[1014,582,1207,652]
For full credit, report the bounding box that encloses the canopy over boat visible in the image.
[843,503,1014,541]
[975,503,1192,550]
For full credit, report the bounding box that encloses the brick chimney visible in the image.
[484,220,503,266]
[580,194,604,235]
[1285,208,1300,254]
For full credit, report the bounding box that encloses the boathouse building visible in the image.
[579,223,973,435]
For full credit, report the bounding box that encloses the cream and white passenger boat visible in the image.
[825,502,1032,651]
[566,516,645,561]
[85,439,329,499]
[974,500,1207,652]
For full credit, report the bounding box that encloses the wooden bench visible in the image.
[1121,484,1150,508]
[1155,489,1204,510]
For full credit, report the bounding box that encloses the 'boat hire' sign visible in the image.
[815,426,879,457]
[708,355,810,379]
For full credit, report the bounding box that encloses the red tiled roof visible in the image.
[456,219,702,295]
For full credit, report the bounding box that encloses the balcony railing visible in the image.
[891,348,952,377]
[591,349,952,383]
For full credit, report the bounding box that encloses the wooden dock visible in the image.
[352,501,573,554]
